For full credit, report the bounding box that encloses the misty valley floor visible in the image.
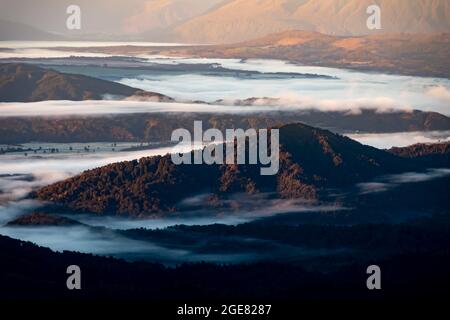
[0,46,449,300]
[1,138,449,268]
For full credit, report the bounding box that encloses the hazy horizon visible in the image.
[1,0,449,43]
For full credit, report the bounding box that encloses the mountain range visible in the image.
[166,0,450,43]
[2,0,449,43]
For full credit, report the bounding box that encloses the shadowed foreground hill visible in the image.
[0,233,449,300]
[0,63,172,102]
[36,123,438,217]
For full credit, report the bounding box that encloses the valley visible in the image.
[0,11,449,300]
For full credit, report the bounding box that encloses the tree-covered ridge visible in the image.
[2,110,450,144]
[35,123,439,216]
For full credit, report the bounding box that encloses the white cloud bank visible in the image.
[427,85,450,101]
[347,130,450,149]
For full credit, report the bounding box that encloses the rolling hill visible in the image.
[35,122,442,216]
[0,63,172,102]
[151,30,450,78]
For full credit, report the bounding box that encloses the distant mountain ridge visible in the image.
[0,20,62,41]
[2,1,449,43]
[166,0,450,43]
[81,30,449,77]
[149,30,450,78]
[2,109,450,144]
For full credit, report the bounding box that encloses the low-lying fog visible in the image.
[0,43,449,264]
[0,140,449,264]
[0,141,338,259]
[357,168,450,194]
[1,45,449,115]
[0,142,194,201]
[119,58,450,115]
[347,130,450,149]
[0,41,191,59]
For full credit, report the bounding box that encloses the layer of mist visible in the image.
[1,52,449,115]
[346,131,450,149]
[357,168,450,194]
